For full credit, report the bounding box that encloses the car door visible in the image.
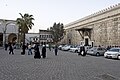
[97,47,106,55]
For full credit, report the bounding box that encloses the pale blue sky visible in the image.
[0,0,120,33]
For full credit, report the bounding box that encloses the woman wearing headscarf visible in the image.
[42,45,46,58]
[34,44,41,59]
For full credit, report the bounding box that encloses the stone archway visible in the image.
[8,33,17,44]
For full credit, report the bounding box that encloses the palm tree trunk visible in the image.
[22,32,25,55]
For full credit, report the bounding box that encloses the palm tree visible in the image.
[16,13,34,54]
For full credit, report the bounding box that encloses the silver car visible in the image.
[87,47,106,56]
[69,46,80,53]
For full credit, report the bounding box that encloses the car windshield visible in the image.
[77,46,80,48]
[90,47,97,50]
[108,48,120,52]
[64,45,68,47]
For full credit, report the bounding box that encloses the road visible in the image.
[0,48,120,80]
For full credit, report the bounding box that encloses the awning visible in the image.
[75,27,92,39]
[75,27,92,31]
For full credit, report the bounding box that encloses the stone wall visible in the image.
[62,4,120,47]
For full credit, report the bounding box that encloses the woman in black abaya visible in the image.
[34,44,41,59]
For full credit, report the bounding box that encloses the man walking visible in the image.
[54,45,58,56]
[9,43,14,55]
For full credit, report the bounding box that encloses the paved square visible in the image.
[0,48,120,80]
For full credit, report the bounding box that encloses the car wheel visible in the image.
[117,56,120,60]
[96,52,100,56]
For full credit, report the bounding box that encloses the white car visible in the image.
[58,45,64,50]
[69,46,80,53]
[104,48,120,59]
[62,45,73,51]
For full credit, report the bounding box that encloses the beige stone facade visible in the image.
[62,3,120,47]
[0,19,18,46]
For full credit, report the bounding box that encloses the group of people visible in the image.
[17,44,58,58]
[5,43,59,59]
[34,44,47,59]
[33,44,58,59]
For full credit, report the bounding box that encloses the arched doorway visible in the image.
[0,33,3,46]
[8,33,17,44]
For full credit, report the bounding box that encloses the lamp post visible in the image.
[39,30,41,46]
[17,28,21,49]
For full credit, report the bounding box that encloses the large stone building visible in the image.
[63,3,120,47]
[0,19,18,46]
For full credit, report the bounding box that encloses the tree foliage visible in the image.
[16,13,34,33]
[48,22,64,43]
[16,13,34,44]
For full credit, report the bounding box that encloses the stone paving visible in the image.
[0,48,120,80]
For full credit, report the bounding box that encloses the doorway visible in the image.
[84,38,89,46]
[8,33,17,44]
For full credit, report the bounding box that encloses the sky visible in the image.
[0,0,120,33]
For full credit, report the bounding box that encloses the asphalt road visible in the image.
[0,48,120,80]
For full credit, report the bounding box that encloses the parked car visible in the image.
[104,48,120,59]
[61,45,73,51]
[87,47,106,56]
[58,44,65,50]
[69,46,80,53]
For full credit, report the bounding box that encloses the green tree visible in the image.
[49,22,64,43]
[16,13,34,54]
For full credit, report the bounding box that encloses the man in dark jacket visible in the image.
[21,44,26,55]
[9,44,14,54]
[5,43,8,51]
[54,45,58,56]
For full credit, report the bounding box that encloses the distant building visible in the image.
[25,33,39,44]
[39,29,53,45]
[25,29,53,45]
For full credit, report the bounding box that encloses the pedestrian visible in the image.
[34,44,41,59]
[28,44,32,55]
[54,45,58,56]
[42,45,46,58]
[9,43,14,55]
[21,44,26,55]
[78,46,86,56]
[5,43,8,51]
[49,43,51,51]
